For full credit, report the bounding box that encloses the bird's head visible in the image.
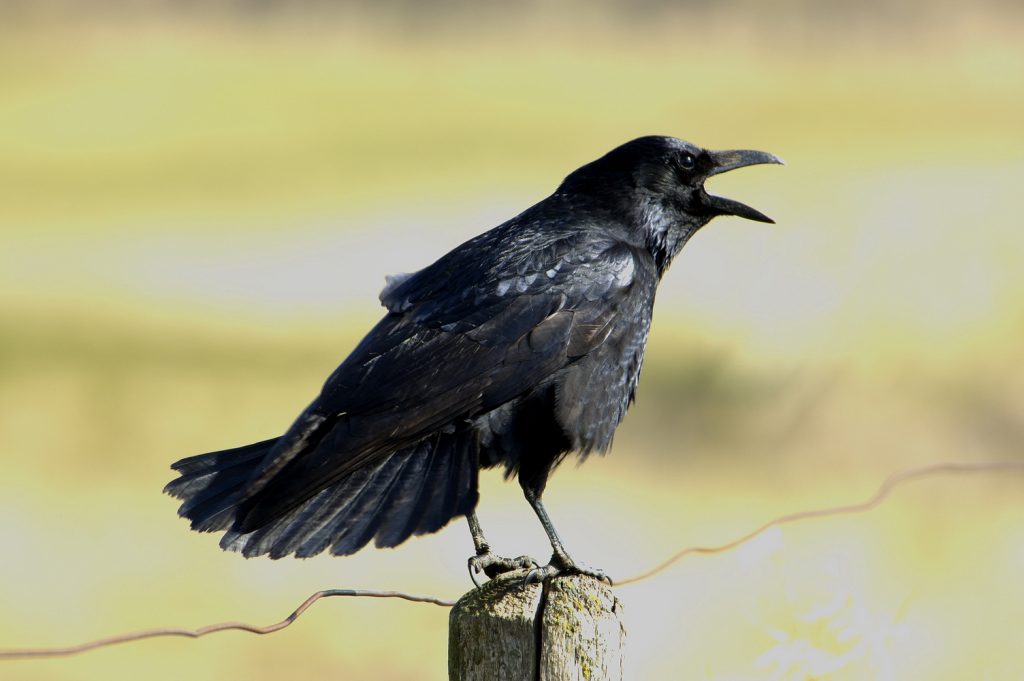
[559,135,783,273]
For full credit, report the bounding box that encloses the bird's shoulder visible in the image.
[379,206,653,330]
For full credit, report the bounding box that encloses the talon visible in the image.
[523,564,558,585]
[468,560,482,589]
[584,567,613,585]
[467,552,539,584]
[523,552,611,585]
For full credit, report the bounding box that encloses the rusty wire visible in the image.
[1,459,1020,660]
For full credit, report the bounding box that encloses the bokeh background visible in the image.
[2,2,1023,679]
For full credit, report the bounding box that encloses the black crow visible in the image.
[165,136,781,583]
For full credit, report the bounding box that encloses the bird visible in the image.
[165,135,781,583]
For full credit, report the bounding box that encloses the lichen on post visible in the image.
[448,571,625,681]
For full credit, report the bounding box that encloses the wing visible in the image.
[236,228,643,530]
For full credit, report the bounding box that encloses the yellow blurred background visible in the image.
[1,2,1023,679]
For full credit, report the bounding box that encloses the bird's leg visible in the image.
[522,487,611,585]
[465,510,537,587]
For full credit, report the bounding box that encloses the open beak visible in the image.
[702,149,783,224]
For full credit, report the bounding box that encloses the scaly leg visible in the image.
[465,510,537,587]
[522,487,611,585]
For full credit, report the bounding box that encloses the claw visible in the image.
[523,563,558,585]
[523,553,612,585]
[580,566,613,585]
[467,552,538,587]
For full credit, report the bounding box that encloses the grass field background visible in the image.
[1,5,1023,679]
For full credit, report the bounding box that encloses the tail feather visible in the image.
[167,429,479,559]
[228,452,408,558]
[289,470,375,558]
[376,430,478,546]
[374,438,441,548]
[169,438,279,476]
[378,430,479,546]
[326,450,416,555]
[427,431,477,533]
[261,484,354,559]
[165,439,280,532]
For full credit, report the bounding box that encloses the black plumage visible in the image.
[165,135,781,581]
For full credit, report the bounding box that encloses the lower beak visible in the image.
[702,149,783,224]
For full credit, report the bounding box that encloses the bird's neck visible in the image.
[637,196,693,277]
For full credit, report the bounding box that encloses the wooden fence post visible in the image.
[448,571,625,681]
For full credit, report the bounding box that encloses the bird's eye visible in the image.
[679,153,696,170]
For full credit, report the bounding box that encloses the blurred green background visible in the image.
[1,2,1023,679]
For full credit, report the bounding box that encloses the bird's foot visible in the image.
[468,551,538,587]
[523,552,612,586]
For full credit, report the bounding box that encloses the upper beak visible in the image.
[703,149,783,224]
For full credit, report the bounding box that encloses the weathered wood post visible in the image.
[448,571,625,681]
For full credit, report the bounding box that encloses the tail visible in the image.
[164,438,279,533]
[164,430,479,559]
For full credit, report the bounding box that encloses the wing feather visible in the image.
[234,233,642,534]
